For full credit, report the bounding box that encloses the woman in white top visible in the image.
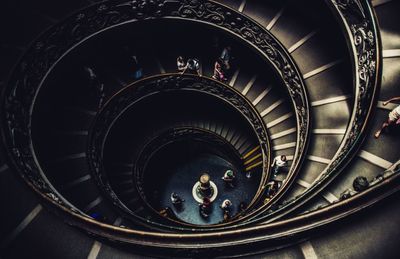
[271,155,287,177]
[220,199,232,210]
[375,96,400,138]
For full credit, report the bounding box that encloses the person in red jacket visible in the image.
[212,58,227,82]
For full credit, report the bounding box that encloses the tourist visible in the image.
[220,46,232,70]
[222,169,235,188]
[131,54,143,79]
[271,155,287,178]
[223,210,230,222]
[159,207,173,217]
[374,96,400,138]
[246,171,252,178]
[239,201,247,212]
[177,56,186,72]
[181,58,201,76]
[353,176,369,192]
[339,176,370,200]
[170,192,184,207]
[212,59,227,82]
[124,46,143,79]
[199,197,212,218]
[265,180,282,198]
[220,199,232,212]
[84,66,105,109]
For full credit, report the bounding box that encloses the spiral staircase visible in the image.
[1,0,400,258]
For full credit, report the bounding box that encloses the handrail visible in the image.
[0,0,391,256]
[245,0,382,224]
[30,163,400,257]
[132,126,250,227]
[88,74,272,230]
[0,0,310,230]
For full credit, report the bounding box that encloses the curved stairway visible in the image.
[1,0,400,258]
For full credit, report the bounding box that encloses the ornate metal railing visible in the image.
[0,0,309,231]
[244,0,382,224]
[87,74,271,229]
[1,0,395,256]
[132,126,248,222]
[176,0,311,217]
[34,169,400,258]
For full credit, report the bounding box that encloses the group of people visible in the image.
[197,197,234,221]
[197,197,234,220]
[259,96,400,203]
[263,155,288,203]
[177,56,201,76]
[169,154,289,217]
[83,47,144,110]
[170,193,235,221]
[176,46,233,82]
[168,169,241,221]
[339,176,370,200]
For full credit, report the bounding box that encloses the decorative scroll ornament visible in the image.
[249,0,380,223]
[326,0,377,174]
[0,0,390,255]
[133,127,244,207]
[0,0,309,218]
[87,74,271,229]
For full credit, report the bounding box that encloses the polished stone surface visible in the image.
[156,153,262,225]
